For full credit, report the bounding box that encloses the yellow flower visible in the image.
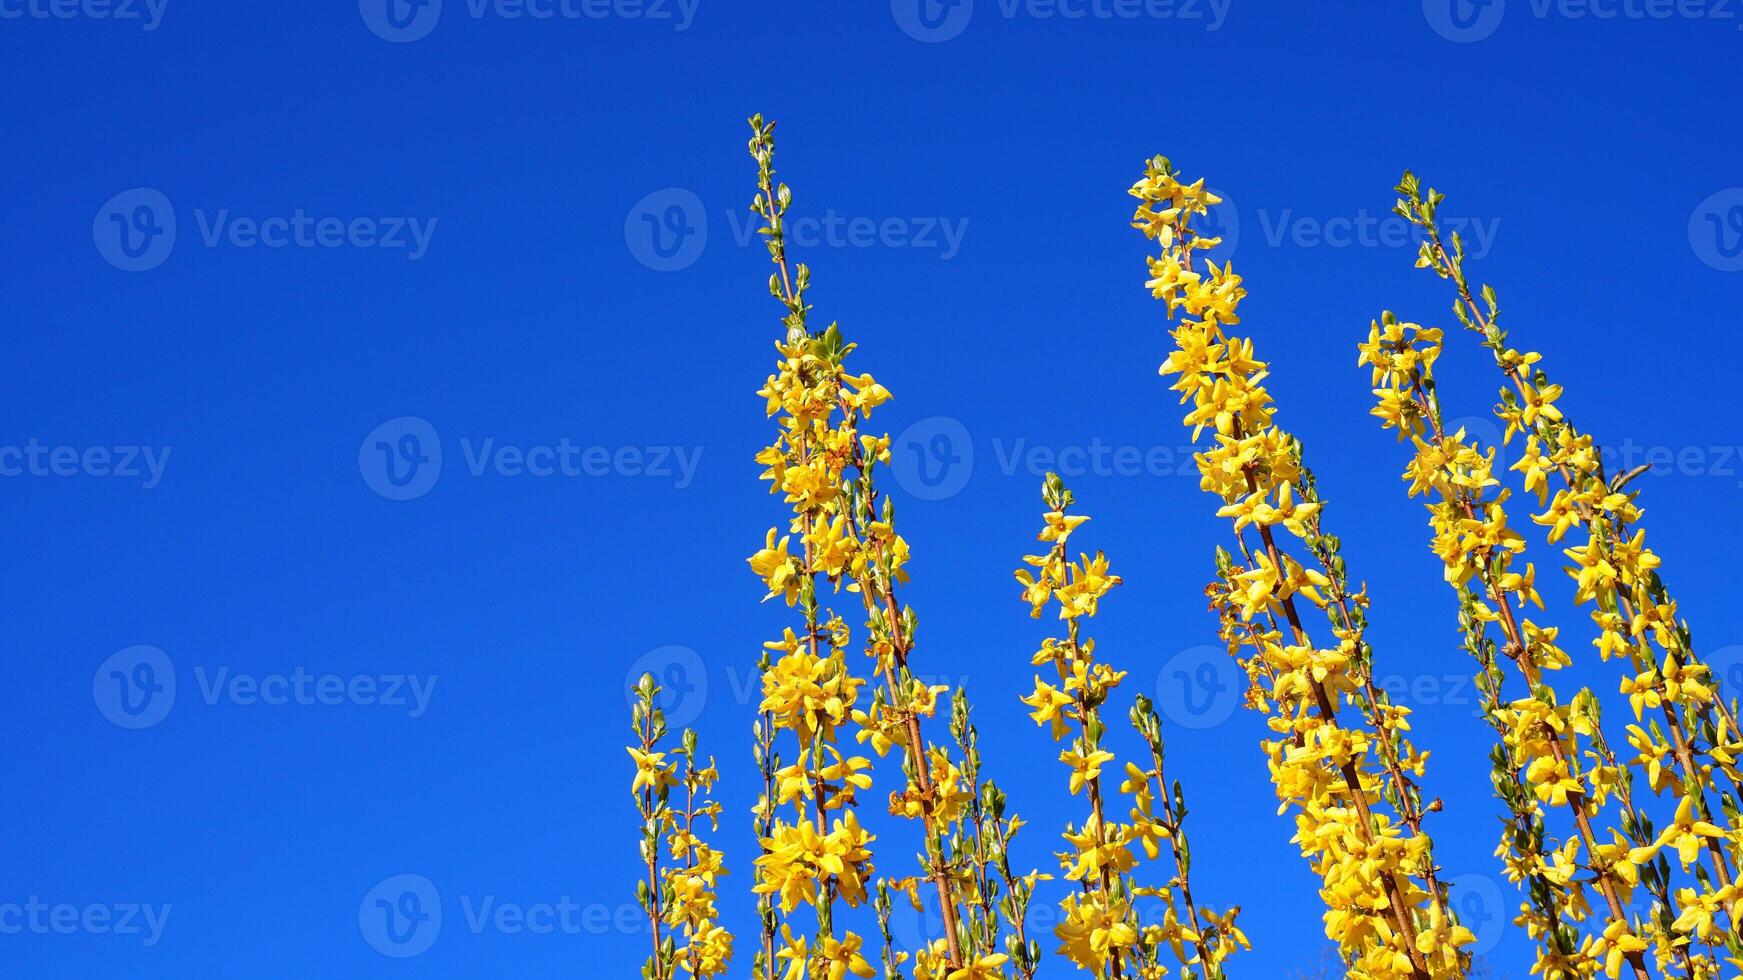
[748,528,802,605]
[1020,676,1074,739]
[1055,892,1138,973]
[1596,918,1647,979]
[1059,747,1116,796]
[628,747,678,795]
[1496,561,1543,609]
[945,953,1010,980]
[1617,670,1662,721]
[759,648,863,743]
[1645,795,1726,869]
[813,931,876,980]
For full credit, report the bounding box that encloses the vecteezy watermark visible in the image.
[458,432,699,490]
[1211,192,1500,260]
[453,896,648,937]
[358,0,698,42]
[625,187,968,272]
[891,0,974,40]
[92,646,176,730]
[359,417,444,501]
[721,207,966,260]
[624,644,708,727]
[1598,438,1743,489]
[985,438,1201,482]
[891,0,1229,42]
[891,416,975,501]
[93,646,438,729]
[888,417,1215,501]
[0,440,170,489]
[1690,188,1743,272]
[1390,414,1743,491]
[1448,873,1507,954]
[0,899,172,947]
[889,893,951,953]
[625,188,708,272]
[621,643,971,730]
[94,189,438,272]
[1425,0,1743,42]
[0,0,167,30]
[93,188,175,272]
[359,873,655,957]
[900,890,1225,947]
[1422,0,1507,41]
[1256,208,1499,258]
[1199,187,1238,255]
[358,417,704,501]
[1703,645,1743,695]
[192,667,437,717]
[1154,644,1242,730]
[189,210,437,259]
[1155,649,1478,730]
[360,874,442,958]
[1371,672,1480,716]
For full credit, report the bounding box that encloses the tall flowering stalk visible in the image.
[1016,473,1248,978]
[631,673,733,979]
[951,688,1047,977]
[743,113,882,979]
[1129,155,1472,980]
[1361,173,1743,978]
[1361,315,1654,978]
[745,114,1001,978]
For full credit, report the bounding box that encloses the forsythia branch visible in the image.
[1368,172,1743,978]
[631,673,733,979]
[1016,472,1249,979]
[1132,153,1471,980]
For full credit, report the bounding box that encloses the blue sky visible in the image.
[3,1,1741,976]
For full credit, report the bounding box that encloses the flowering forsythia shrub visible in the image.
[627,119,1736,980]
[1359,174,1742,980]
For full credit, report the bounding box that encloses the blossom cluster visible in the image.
[621,119,1737,980]
[1016,472,1248,978]
[632,673,734,978]
[1132,156,1474,979]
[1357,174,1743,979]
[742,113,1008,979]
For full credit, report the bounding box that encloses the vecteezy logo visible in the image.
[1449,873,1506,953]
[1704,645,1743,697]
[359,417,443,501]
[625,645,708,727]
[890,416,974,501]
[93,188,176,272]
[625,188,708,272]
[887,892,949,954]
[360,0,442,42]
[1689,189,1743,272]
[359,874,442,958]
[892,0,973,42]
[93,645,176,729]
[1198,188,1240,258]
[1154,644,1240,730]
[1424,0,1505,42]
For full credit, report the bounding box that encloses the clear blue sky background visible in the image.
[3,2,1741,976]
